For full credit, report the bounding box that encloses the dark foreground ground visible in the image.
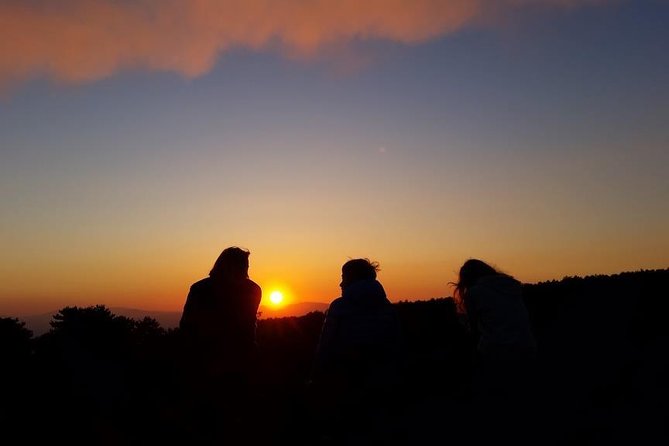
[1,269,667,444]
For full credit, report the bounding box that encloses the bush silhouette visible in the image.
[4,269,667,445]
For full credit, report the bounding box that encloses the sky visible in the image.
[1,0,668,315]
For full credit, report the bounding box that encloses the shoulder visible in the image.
[183,278,211,312]
[326,297,349,317]
[189,277,211,293]
[470,275,521,301]
[480,274,521,291]
[242,279,262,306]
[244,279,262,295]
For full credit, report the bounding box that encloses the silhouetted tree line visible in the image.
[0,269,667,444]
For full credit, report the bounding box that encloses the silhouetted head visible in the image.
[210,247,250,280]
[341,258,380,289]
[453,259,499,309]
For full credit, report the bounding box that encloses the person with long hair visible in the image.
[180,247,262,365]
[179,247,262,442]
[453,259,535,363]
[453,259,536,442]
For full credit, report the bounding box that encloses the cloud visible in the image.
[0,0,612,88]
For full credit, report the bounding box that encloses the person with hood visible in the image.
[310,258,403,442]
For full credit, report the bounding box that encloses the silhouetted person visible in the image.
[179,247,261,442]
[453,258,536,443]
[310,258,403,442]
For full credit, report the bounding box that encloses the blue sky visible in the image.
[1,0,667,314]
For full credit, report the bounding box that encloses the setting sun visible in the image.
[269,291,284,305]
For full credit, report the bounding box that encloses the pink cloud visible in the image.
[0,0,613,88]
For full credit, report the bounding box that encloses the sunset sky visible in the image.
[1,0,668,316]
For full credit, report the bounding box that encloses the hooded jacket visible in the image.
[313,279,402,381]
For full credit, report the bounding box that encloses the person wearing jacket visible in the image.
[454,259,536,362]
[310,258,403,442]
[179,246,262,442]
[453,258,537,442]
[180,247,262,372]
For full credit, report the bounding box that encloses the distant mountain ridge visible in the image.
[259,301,329,319]
[8,268,669,335]
[16,302,330,335]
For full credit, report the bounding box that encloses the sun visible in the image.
[269,290,284,305]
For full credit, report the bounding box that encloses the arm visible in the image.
[249,283,262,343]
[239,281,262,347]
[179,286,196,334]
[312,303,340,379]
[464,292,480,344]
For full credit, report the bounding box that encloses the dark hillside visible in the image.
[0,269,666,444]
